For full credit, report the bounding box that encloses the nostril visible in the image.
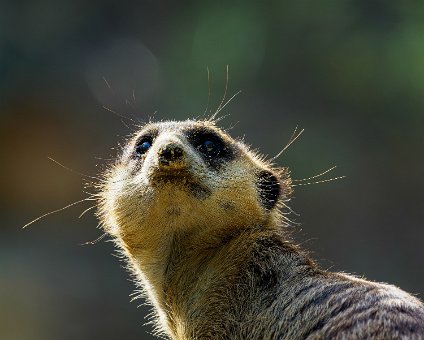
[159,144,184,163]
[161,148,172,161]
[173,146,183,159]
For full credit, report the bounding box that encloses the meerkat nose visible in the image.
[158,143,185,166]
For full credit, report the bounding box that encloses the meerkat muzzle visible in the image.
[158,143,185,168]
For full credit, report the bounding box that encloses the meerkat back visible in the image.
[97,119,424,339]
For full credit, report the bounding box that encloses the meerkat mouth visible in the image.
[152,174,192,186]
[149,168,200,190]
[150,167,191,183]
[149,168,211,200]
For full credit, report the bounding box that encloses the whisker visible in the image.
[210,90,242,121]
[287,126,299,146]
[47,157,100,181]
[293,166,337,182]
[216,64,229,112]
[132,88,137,105]
[80,232,107,246]
[280,201,300,216]
[270,127,304,161]
[213,113,232,124]
[79,205,97,218]
[119,117,134,131]
[23,197,94,229]
[94,156,115,161]
[102,105,138,124]
[81,190,99,198]
[202,66,212,117]
[292,176,346,187]
[279,212,299,226]
[103,76,112,91]
[124,96,139,114]
[274,126,299,157]
[225,120,239,131]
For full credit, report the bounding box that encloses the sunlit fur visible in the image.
[97,119,424,339]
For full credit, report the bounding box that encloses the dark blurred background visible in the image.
[1,1,423,339]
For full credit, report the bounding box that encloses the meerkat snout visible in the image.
[158,143,185,167]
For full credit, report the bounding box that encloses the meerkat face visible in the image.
[98,120,291,249]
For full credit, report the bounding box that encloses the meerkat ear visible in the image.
[257,170,281,210]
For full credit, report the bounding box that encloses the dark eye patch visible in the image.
[185,128,234,169]
[133,129,158,158]
[257,170,281,210]
[193,132,223,157]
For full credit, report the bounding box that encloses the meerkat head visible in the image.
[97,119,292,252]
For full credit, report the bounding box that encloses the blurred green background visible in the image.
[1,1,423,339]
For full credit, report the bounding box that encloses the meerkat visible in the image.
[97,119,424,339]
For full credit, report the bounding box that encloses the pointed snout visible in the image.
[158,143,185,167]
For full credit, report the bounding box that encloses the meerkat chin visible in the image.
[96,119,424,339]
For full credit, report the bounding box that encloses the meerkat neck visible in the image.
[127,224,317,338]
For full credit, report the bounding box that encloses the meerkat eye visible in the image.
[135,139,152,156]
[200,139,220,157]
[197,136,222,158]
[186,129,232,164]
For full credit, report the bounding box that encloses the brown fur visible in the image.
[97,119,424,339]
